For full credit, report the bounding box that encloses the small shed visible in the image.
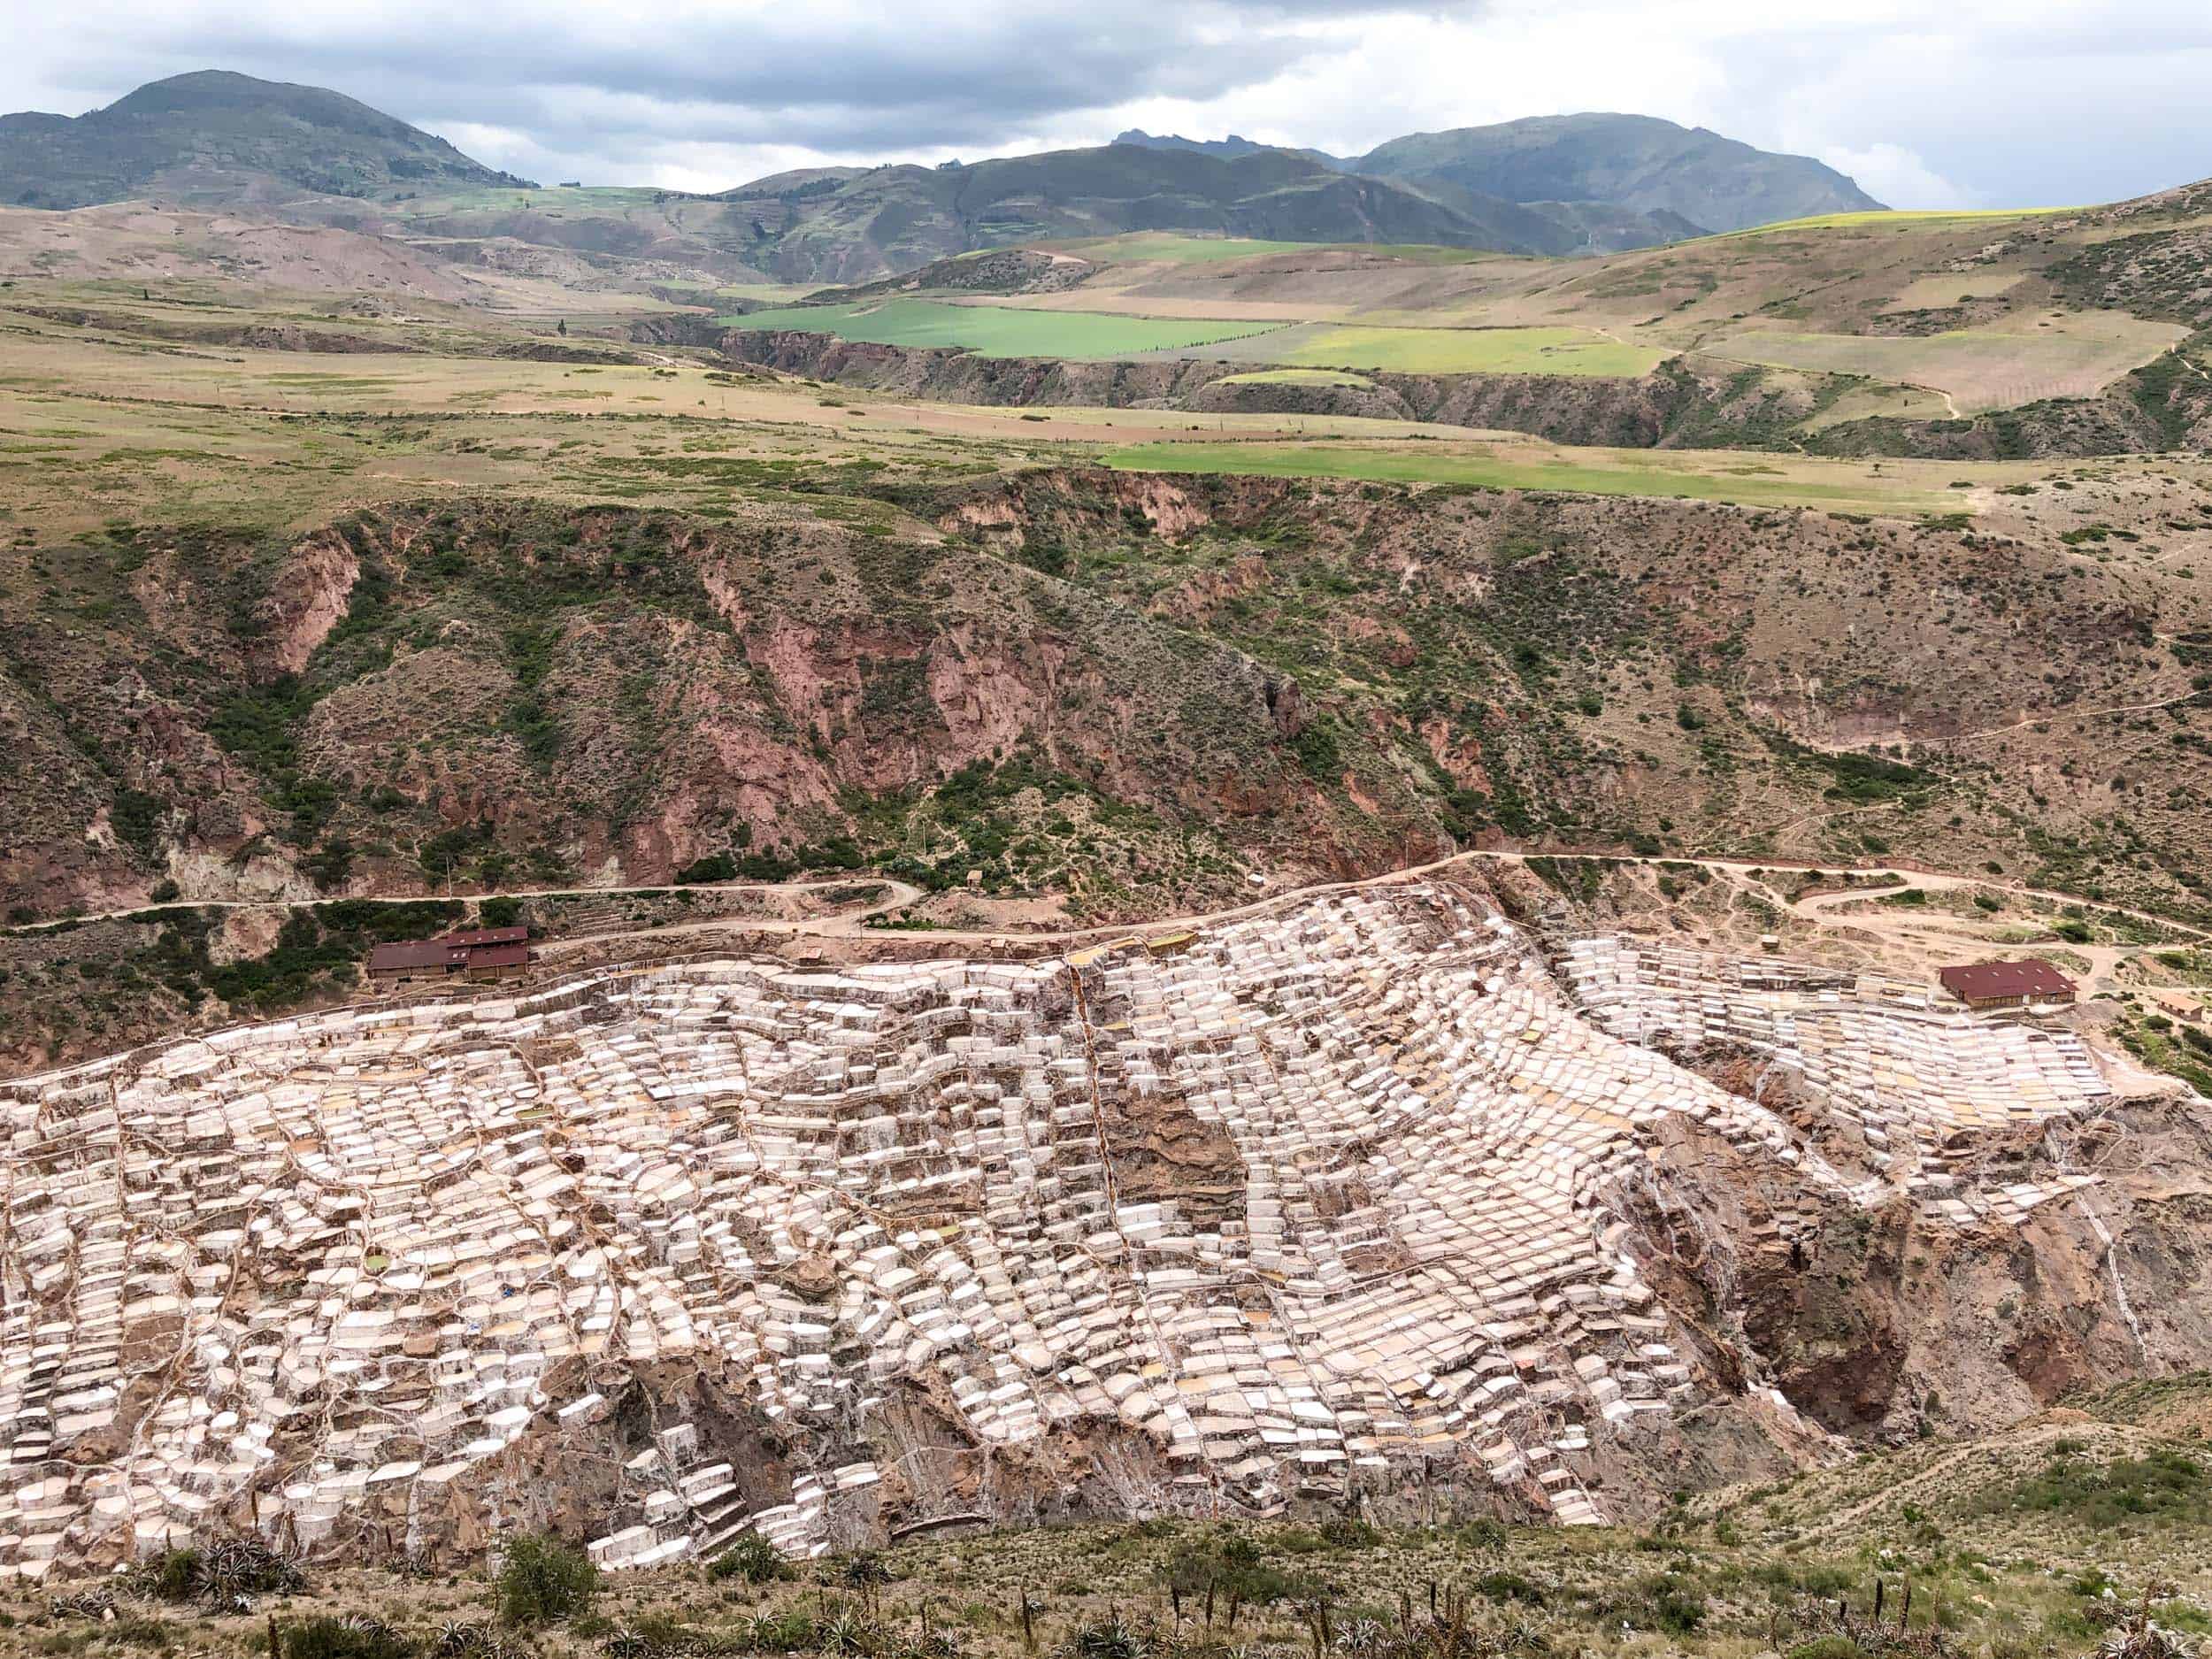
[1938,958,2077,1011]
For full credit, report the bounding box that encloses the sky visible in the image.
[5,0,2209,209]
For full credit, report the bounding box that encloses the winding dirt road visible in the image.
[18,849,2205,957]
[12,849,2205,1017]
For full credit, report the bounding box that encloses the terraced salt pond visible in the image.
[0,882,2115,1576]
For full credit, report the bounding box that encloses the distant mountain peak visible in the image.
[1349,112,1881,231]
[1113,129,1278,160]
[0,67,533,211]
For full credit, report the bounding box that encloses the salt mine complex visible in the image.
[0,878,2129,1578]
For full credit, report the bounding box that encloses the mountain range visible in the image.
[0,71,1881,278]
[1118,113,1884,235]
[715,143,1585,281]
[724,112,1881,274]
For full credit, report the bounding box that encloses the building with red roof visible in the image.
[1938,958,2076,1011]
[367,924,532,987]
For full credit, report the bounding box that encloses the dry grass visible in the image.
[1701,312,2187,414]
[5,278,2131,543]
[5,1400,2207,1659]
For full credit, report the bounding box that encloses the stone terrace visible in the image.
[0,886,2117,1578]
[1561,935,2111,1222]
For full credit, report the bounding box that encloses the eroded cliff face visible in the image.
[1624,1098,2212,1448]
[699,328,1725,447]
[255,528,360,676]
[2,495,1419,923]
[8,467,2209,940]
[665,324,2212,457]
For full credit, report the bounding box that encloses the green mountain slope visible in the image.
[1110,118,1879,250]
[719,143,1585,282]
[0,69,534,209]
[1352,112,1883,233]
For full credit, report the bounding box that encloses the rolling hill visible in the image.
[1348,112,1884,234]
[0,68,534,209]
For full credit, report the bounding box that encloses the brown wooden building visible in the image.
[1938,958,2077,1011]
[367,925,531,988]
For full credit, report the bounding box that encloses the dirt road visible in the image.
[13,847,2203,994]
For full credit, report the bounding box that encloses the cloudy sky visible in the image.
[6,0,2208,207]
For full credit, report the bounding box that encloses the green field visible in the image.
[1041,233,1316,264]
[1102,440,1961,512]
[1258,323,1663,376]
[718,298,1286,358]
[714,303,1653,377]
[389,183,685,217]
[1217,368,1378,388]
[710,282,817,303]
[1040,232,1498,267]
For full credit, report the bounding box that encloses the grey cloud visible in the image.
[56,0,1440,158]
[11,1,2212,207]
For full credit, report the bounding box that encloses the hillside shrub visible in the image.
[282,1617,418,1659]
[710,1532,790,1584]
[677,852,738,884]
[495,1534,598,1626]
[1785,1639,1868,1659]
[1981,1448,2207,1527]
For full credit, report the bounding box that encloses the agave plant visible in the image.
[206,1537,306,1601]
[1067,1617,1159,1659]
[819,1610,879,1657]
[48,1589,116,1621]
[1334,1619,1389,1655]
[435,1619,518,1659]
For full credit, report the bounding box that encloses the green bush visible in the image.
[150,1549,201,1603]
[709,1532,789,1584]
[1785,1639,1868,1659]
[1594,1571,1706,1636]
[1984,1448,2207,1527]
[745,1610,820,1651]
[281,1617,418,1659]
[1647,1577,1708,1636]
[495,1534,599,1626]
[143,1540,303,1608]
[1473,1571,1546,1606]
